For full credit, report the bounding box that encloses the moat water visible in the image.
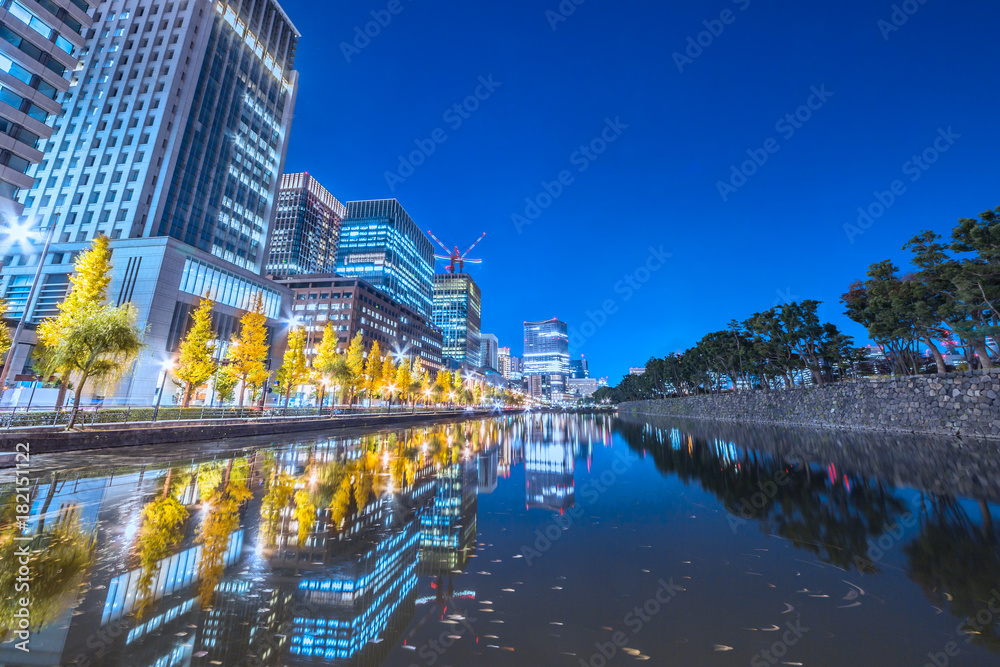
[1,413,999,666]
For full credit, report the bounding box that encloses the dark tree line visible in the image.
[595,205,998,404]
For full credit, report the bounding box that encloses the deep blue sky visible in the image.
[278,0,1000,382]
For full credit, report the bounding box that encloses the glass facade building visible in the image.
[432,272,481,369]
[0,0,299,404]
[524,318,570,398]
[334,198,434,321]
[267,171,344,278]
[0,0,93,221]
[480,332,498,370]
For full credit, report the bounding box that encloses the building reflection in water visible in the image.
[5,413,994,665]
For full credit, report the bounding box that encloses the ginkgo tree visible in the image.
[37,235,114,409]
[276,327,309,409]
[175,297,216,407]
[224,292,270,408]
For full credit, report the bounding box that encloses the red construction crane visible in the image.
[426,231,486,273]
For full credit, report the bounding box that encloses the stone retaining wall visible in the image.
[619,370,1000,439]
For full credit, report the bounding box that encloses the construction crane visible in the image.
[426,231,486,274]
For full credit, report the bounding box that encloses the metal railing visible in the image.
[0,403,480,430]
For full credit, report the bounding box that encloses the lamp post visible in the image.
[152,358,175,422]
[0,214,59,394]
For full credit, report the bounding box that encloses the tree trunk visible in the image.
[182,382,193,408]
[237,374,246,408]
[162,468,173,499]
[919,338,948,374]
[973,340,995,370]
[66,372,88,430]
[55,380,68,411]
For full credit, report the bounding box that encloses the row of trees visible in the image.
[595,205,999,403]
[595,299,856,403]
[843,206,999,375]
[173,295,514,410]
[2,234,518,419]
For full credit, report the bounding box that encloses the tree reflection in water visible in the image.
[617,421,909,572]
[617,419,1000,656]
[196,457,252,607]
[0,494,95,639]
[133,467,191,618]
[905,495,1000,653]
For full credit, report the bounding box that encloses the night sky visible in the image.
[277,0,1000,382]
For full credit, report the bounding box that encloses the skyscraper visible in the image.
[498,346,511,378]
[1,0,300,402]
[0,0,94,220]
[267,172,345,278]
[432,272,481,369]
[480,332,498,370]
[524,318,569,398]
[570,354,589,379]
[334,199,434,320]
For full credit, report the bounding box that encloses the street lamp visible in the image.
[0,215,59,394]
[153,358,175,422]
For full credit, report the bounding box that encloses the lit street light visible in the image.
[153,358,176,422]
[0,215,59,395]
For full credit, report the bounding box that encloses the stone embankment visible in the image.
[620,370,999,439]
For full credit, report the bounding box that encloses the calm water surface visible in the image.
[1,413,999,666]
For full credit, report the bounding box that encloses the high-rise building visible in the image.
[0,0,94,220]
[498,346,511,378]
[334,199,434,320]
[1,0,300,403]
[523,318,569,398]
[480,332,498,370]
[267,172,344,278]
[432,272,481,369]
[277,273,443,372]
[570,354,589,379]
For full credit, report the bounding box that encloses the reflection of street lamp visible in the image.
[0,215,58,392]
[153,358,175,422]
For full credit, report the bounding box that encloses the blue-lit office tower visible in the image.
[524,318,570,398]
[432,272,481,369]
[1,0,299,404]
[0,0,93,220]
[335,199,434,320]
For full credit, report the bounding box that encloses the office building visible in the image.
[0,0,94,220]
[334,198,434,320]
[1,0,300,404]
[570,354,589,379]
[630,367,646,376]
[523,318,569,398]
[432,272,481,369]
[480,332,498,370]
[278,273,443,372]
[568,377,599,397]
[267,172,345,278]
[498,346,513,378]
